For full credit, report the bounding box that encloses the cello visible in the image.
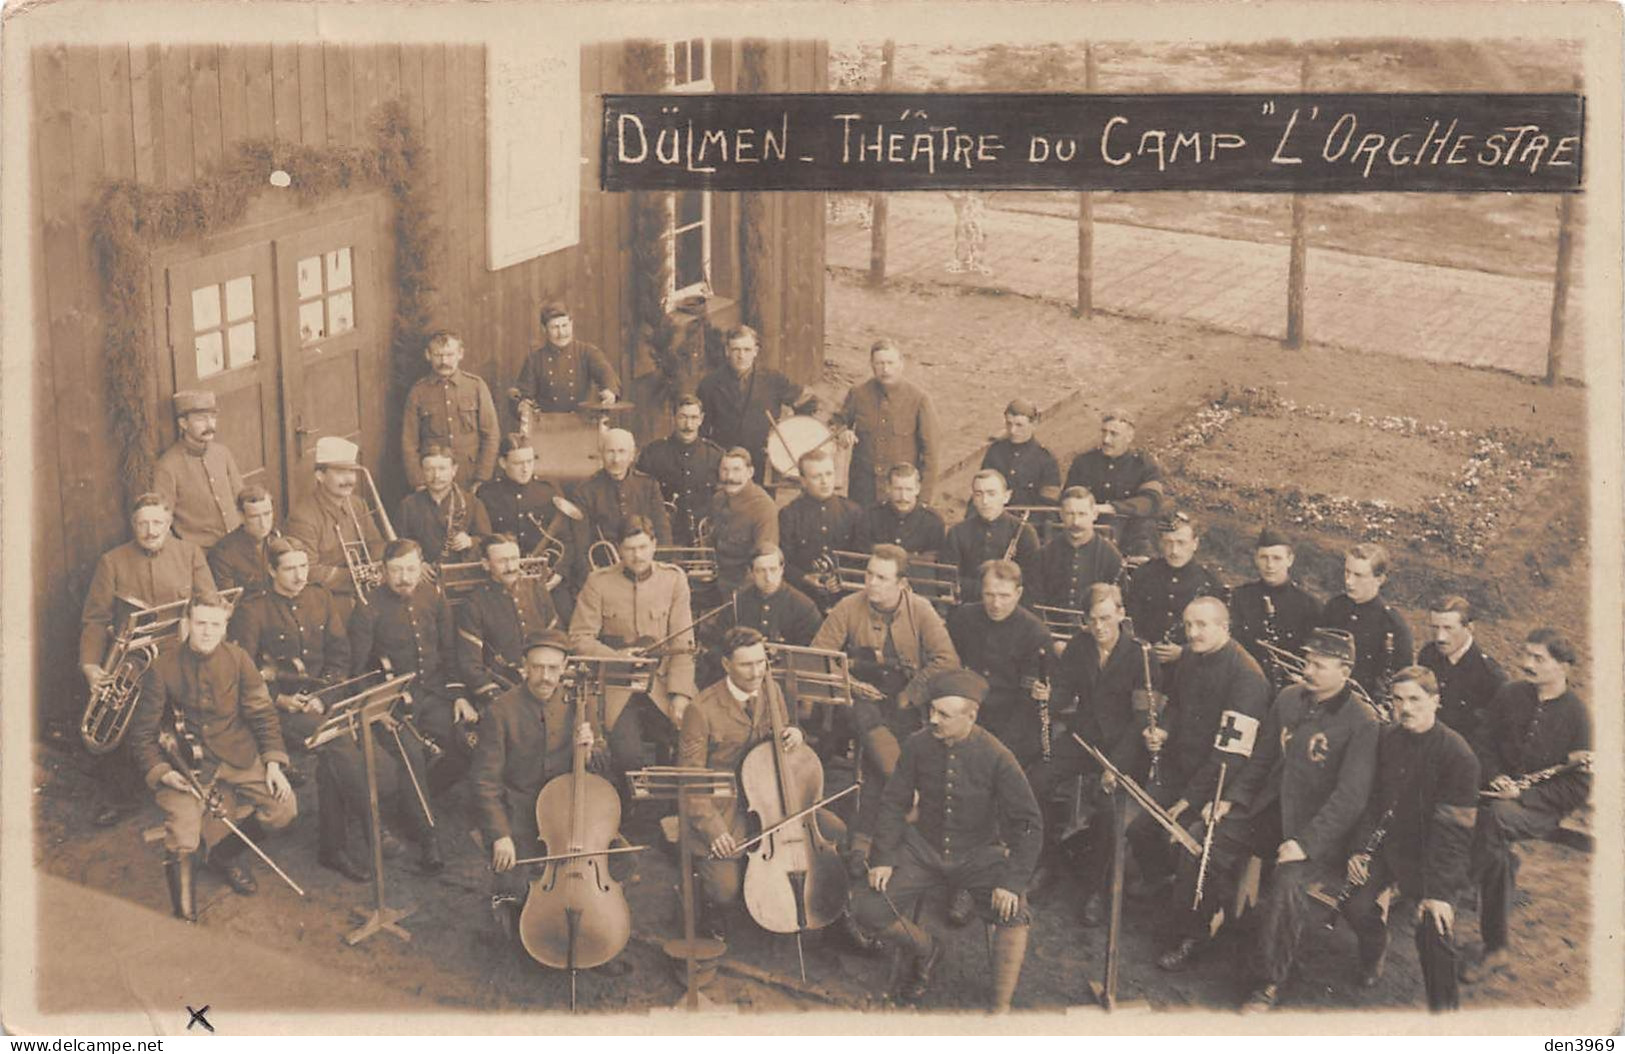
[519,664,632,1007]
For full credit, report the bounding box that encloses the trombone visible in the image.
[1255,639,1380,712]
[341,465,398,606]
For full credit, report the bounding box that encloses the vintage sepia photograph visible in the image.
[1,0,1620,1036]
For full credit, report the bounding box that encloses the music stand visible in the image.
[628,766,738,1011]
[1034,603,1088,647]
[764,642,863,808]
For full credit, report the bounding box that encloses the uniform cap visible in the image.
[1304,628,1357,664]
[1256,526,1292,550]
[173,389,217,415]
[522,629,572,656]
[1005,398,1040,420]
[926,668,988,704]
[539,301,570,324]
[314,436,362,469]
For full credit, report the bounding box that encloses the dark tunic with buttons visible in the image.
[401,369,501,488]
[477,475,591,594]
[1062,447,1166,556]
[1418,639,1507,741]
[1320,594,1414,701]
[1160,639,1272,809]
[779,493,868,603]
[1033,531,1124,611]
[513,340,620,413]
[941,512,1040,602]
[455,578,561,699]
[395,485,493,564]
[865,502,946,559]
[1231,579,1323,686]
[207,526,280,602]
[638,435,724,545]
[695,366,817,480]
[229,583,351,687]
[470,680,574,846]
[1473,682,1591,818]
[1124,557,1227,648]
[946,603,1054,755]
[1354,722,1479,900]
[347,582,459,701]
[726,583,822,647]
[571,469,672,549]
[981,437,1061,508]
[130,640,288,788]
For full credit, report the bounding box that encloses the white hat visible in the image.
[314,436,361,469]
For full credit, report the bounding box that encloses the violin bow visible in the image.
[718,781,862,858]
[634,598,737,657]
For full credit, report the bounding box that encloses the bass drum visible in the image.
[764,415,836,480]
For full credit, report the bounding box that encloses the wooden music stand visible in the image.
[1086,787,1145,1011]
[629,766,738,1011]
[764,642,863,808]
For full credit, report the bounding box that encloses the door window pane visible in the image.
[299,300,327,345]
[297,256,323,300]
[325,248,352,291]
[227,321,257,368]
[224,276,255,323]
[328,291,354,336]
[192,285,221,332]
[195,331,225,378]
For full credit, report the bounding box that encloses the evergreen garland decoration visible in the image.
[738,39,772,335]
[623,40,687,411]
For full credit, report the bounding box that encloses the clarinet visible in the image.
[1374,630,1397,722]
[1003,509,1032,561]
[1036,647,1052,764]
[1315,808,1394,927]
[1482,756,1591,797]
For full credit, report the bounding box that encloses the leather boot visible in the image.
[418,828,445,875]
[164,851,198,922]
[208,821,259,895]
[833,911,885,956]
[988,924,1030,1013]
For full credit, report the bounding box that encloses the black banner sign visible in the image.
[601,92,1584,193]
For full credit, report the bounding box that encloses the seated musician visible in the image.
[128,592,297,920]
[811,544,959,875]
[707,447,779,599]
[848,670,1042,1011]
[728,545,822,649]
[1031,486,1123,629]
[348,539,471,874]
[1124,510,1227,669]
[695,324,820,485]
[1417,595,1507,740]
[572,428,672,551]
[456,533,562,707]
[865,462,946,560]
[979,398,1061,509]
[638,395,724,546]
[779,446,867,612]
[1230,527,1323,691]
[80,492,218,827]
[512,301,619,414]
[1319,542,1414,704]
[1341,666,1479,1010]
[284,436,384,620]
[207,484,282,601]
[1062,408,1167,558]
[679,626,876,952]
[1158,628,1380,1015]
[946,559,1054,754]
[941,469,1040,603]
[479,432,589,619]
[569,516,696,791]
[1465,628,1592,984]
[396,443,492,567]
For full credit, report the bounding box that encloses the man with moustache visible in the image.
[512,302,620,414]
[456,534,562,703]
[396,443,493,566]
[1032,487,1124,621]
[695,325,820,483]
[979,399,1061,508]
[573,428,672,552]
[1125,511,1227,668]
[1320,543,1414,705]
[780,447,868,611]
[153,389,245,548]
[639,395,725,545]
[941,470,1041,603]
[1230,528,1323,691]
[479,432,588,616]
[1340,666,1479,1010]
[208,485,282,600]
[834,338,942,508]
[865,463,946,559]
[285,437,386,618]
[706,447,779,597]
[1062,409,1167,558]
[1416,595,1507,740]
[402,331,500,489]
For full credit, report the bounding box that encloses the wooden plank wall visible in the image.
[31,38,825,725]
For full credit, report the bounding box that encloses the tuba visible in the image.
[341,466,398,604]
[523,494,585,574]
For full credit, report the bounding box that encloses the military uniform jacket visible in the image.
[1033,532,1124,611]
[80,540,217,667]
[229,583,351,687]
[707,482,779,592]
[1231,579,1323,680]
[456,578,561,698]
[1418,638,1507,740]
[1161,639,1271,809]
[153,441,245,547]
[395,485,493,563]
[780,493,868,600]
[347,582,459,699]
[941,512,1040,601]
[837,379,941,501]
[514,340,620,413]
[285,490,385,601]
[695,365,817,470]
[1320,594,1414,700]
[477,476,589,590]
[981,437,1060,508]
[1054,629,1149,775]
[678,676,793,847]
[946,603,1053,725]
[811,589,959,710]
[1354,722,1479,902]
[1473,682,1591,816]
[470,681,574,844]
[874,725,1043,894]
[1229,683,1381,863]
[207,525,279,602]
[728,583,822,647]
[570,563,697,701]
[866,502,946,558]
[572,469,672,549]
[638,435,724,545]
[130,639,288,789]
[402,369,501,488]
[1062,447,1166,554]
[1125,558,1227,647]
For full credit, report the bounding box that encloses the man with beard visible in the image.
[456,534,562,703]
[573,428,672,553]
[1032,487,1124,623]
[695,325,820,483]
[153,389,245,549]
[706,447,779,597]
[396,443,493,566]
[979,399,1061,508]
[1230,528,1323,691]
[1416,595,1507,740]
[865,463,946,559]
[780,447,868,612]
[208,485,282,600]
[285,437,386,618]
[1320,543,1414,706]
[834,338,941,508]
[1062,409,1167,558]
[1125,511,1227,668]
[639,395,725,546]
[402,331,500,489]
[512,302,619,413]
[941,470,1041,603]
[478,432,589,615]
[1340,666,1479,1010]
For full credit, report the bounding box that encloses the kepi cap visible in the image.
[173,389,217,415]
[314,436,362,469]
[522,629,572,656]
[539,301,570,324]
[1304,628,1357,664]
[926,668,988,704]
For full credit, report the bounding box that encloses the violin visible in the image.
[518,669,632,989]
[737,682,850,936]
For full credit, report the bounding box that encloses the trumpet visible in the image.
[588,524,620,572]
[342,466,398,605]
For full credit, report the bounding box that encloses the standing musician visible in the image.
[479,432,589,615]
[1320,542,1414,705]
[725,545,822,649]
[208,485,282,601]
[1465,628,1592,984]
[152,389,245,549]
[1417,595,1507,740]
[128,592,297,920]
[1031,487,1123,620]
[941,469,1040,603]
[456,533,562,705]
[1062,408,1167,558]
[833,338,942,508]
[568,517,697,783]
[695,325,821,484]
[402,331,501,489]
[79,492,217,827]
[1341,666,1479,1010]
[946,560,1054,754]
[285,437,385,619]
[811,545,959,874]
[638,395,724,546]
[348,539,469,873]
[1231,527,1323,688]
[779,447,868,612]
[572,428,672,550]
[395,443,492,566]
[1128,596,1270,900]
[848,670,1043,1011]
[679,626,876,952]
[1158,628,1379,1015]
[1124,511,1227,668]
[865,463,946,559]
[979,398,1061,508]
[706,447,779,598]
[512,302,619,415]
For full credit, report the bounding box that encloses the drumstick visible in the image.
[764,411,839,474]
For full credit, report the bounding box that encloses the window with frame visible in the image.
[665,38,713,302]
